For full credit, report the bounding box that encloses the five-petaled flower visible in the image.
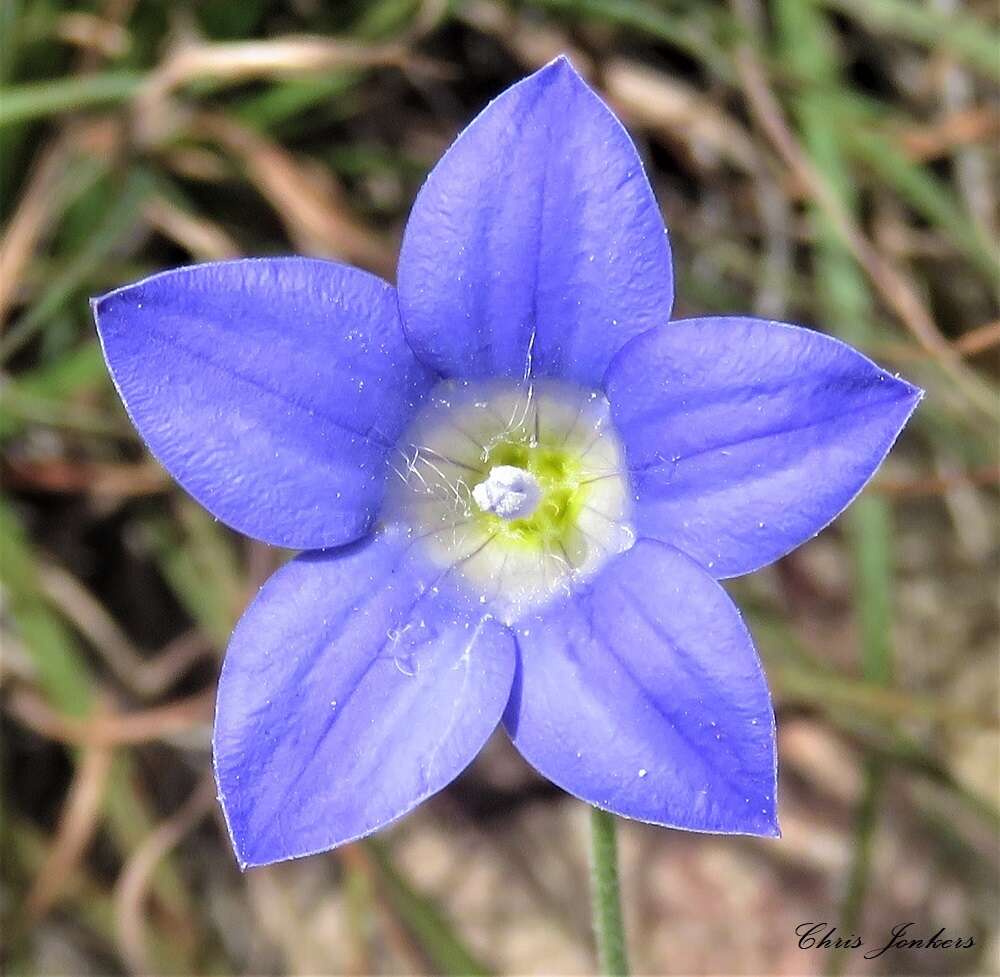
[93,58,920,868]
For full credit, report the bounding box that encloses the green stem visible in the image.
[589,806,630,976]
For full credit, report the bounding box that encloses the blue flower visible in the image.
[93,58,920,868]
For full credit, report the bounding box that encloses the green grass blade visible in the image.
[366,839,493,976]
[1,499,93,715]
[771,4,896,973]
[822,0,1000,81]
[0,72,143,129]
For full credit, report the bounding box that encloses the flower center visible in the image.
[381,377,634,622]
[472,466,542,520]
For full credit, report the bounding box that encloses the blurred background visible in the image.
[1,1,998,975]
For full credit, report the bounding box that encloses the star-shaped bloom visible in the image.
[93,58,920,867]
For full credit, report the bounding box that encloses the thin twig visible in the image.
[114,775,217,975]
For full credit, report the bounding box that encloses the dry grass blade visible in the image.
[604,58,757,172]
[6,687,215,747]
[191,112,394,276]
[55,11,130,58]
[142,36,414,100]
[899,106,1000,162]
[132,35,441,151]
[23,731,113,921]
[876,319,1000,361]
[873,465,1000,497]
[0,138,68,325]
[955,319,1000,357]
[142,631,218,698]
[37,561,148,692]
[143,196,242,261]
[4,458,170,498]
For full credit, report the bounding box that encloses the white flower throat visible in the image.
[381,377,635,622]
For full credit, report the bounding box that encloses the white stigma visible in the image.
[472,465,542,520]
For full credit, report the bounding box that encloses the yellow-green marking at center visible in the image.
[473,442,591,553]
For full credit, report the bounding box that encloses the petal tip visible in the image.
[545,52,581,78]
[90,290,116,325]
[733,804,780,838]
[885,369,924,405]
[397,48,672,384]
[525,52,593,102]
[884,372,924,432]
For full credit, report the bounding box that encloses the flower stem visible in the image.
[589,806,630,976]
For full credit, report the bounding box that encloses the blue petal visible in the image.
[397,56,673,386]
[503,539,778,836]
[605,316,922,578]
[214,527,515,867]
[93,258,435,549]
